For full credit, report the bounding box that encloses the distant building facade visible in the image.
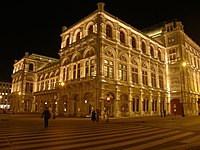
[9,2,200,118]
[0,82,12,111]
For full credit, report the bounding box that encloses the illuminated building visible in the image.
[0,82,12,111]
[9,2,200,117]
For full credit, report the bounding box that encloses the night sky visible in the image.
[0,0,199,82]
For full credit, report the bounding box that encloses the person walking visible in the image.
[95,109,100,122]
[91,110,96,122]
[41,107,51,128]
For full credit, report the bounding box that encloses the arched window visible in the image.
[131,37,136,48]
[76,32,80,41]
[66,38,70,47]
[141,42,146,54]
[106,25,112,38]
[120,31,125,44]
[88,25,93,35]
[150,46,154,58]
[29,64,33,71]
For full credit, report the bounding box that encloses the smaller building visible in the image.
[0,82,12,112]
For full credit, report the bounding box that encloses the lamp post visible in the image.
[181,61,186,117]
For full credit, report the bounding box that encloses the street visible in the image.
[0,113,200,150]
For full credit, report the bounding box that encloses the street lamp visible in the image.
[181,61,186,117]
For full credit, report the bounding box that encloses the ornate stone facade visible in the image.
[9,2,200,118]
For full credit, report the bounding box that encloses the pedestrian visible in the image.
[96,109,100,122]
[91,110,96,122]
[105,111,109,122]
[41,107,51,128]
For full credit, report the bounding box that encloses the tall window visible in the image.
[45,80,49,90]
[25,82,29,92]
[106,25,112,38]
[73,65,76,79]
[159,75,164,88]
[66,38,70,47]
[29,64,33,71]
[158,50,162,61]
[104,59,114,78]
[30,83,33,92]
[41,81,44,91]
[131,37,136,48]
[85,61,89,77]
[152,100,157,111]
[132,67,138,84]
[119,64,127,81]
[66,67,69,80]
[141,42,146,54]
[143,99,149,112]
[136,98,139,112]
[50,79,55,89]
[142,70,148,86]
[150,46,154,58]
[132,98,139,112]
[63,68,66,81]
[77,64,80,78]
[76,32,80,41]
[120,31,125,44]
[90,59,96,76]
[88,25,93,35]
[151,73,156,87]
[132,98,135,112]
[25,82,33,92]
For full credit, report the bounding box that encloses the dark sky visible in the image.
[0,0,199,82]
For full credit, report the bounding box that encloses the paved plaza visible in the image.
[0,113,200,150]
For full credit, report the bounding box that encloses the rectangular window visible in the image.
[159,75,164,88]
[77,64,80,78]
[30,83,33,92]
[132,68,138,84]
[73,65,76,79]
[143,99,145,111]
[25,82,29,92]
[66,67,69,80]
[132,98,135,112]
[136,99,139,112]
[119,64,127,81]
[104,60,114,78]
[63,68,66,81]
[151,73,156,87]
[142,70,148,86]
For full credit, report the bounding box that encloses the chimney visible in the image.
[97,2,105,12]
